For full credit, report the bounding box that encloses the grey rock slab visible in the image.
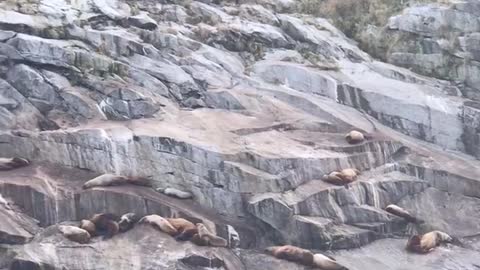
[239,4,279,26]
[398,187,480,238]
[6,64,57,113]
[128,12,158,30]
[128,54,195,85]
[92,0,130,20]
[0,206,38,245]
[0,10,62,30]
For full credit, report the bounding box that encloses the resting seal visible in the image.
[406,230,453,254]
[166,218,198,241]
[345,130,370,144]
[118,213,140,232]
[139,215,178,236]
[0,157,29,171]
[265,245,314,266]
[88,213,120,239]
[82,174,151,189]
[59,225,91,244]
[312,253,349,270]
[322,168,360,185]
[157,187,193,199]
[195,223,228,247]
[385,204,422,224]
[80,219,96,236]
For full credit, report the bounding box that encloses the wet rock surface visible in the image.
[0,0,480,269]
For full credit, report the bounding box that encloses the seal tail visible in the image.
[209,235,228,247]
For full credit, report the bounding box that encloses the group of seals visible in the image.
[406,230,453,254]
[384,204,453,254]
[60,212,138,244]
[265,245,348,270]
[140,214,228,247]
[0,157,29,171]
[60,212,228,248]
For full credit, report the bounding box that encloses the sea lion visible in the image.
[118,213,139,233]
[82,174,151,189]
[157,187,193,199]
[89,213,120,239]
[80,219,96,237]
[265,245,314,266]
[59,225,91,244]
[406,230,453,254]
[385,204,421,223]
[312,254,349,270]
[345,130,366,144]
[0,157,29,171]
[195,223,228,247]
[139,215,178,236]
[322,168,360,185]
[166,218,198,241]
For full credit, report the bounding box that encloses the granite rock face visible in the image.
[1,0,480,269]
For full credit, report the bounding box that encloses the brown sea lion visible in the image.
[80,219,96,237]
[89,213,120,239]
[139,215,178,236]
[166,218,198,241]
[265,245,314,266]
[0,157,29,171]
[322,168,360,185]
[82,174,151,189]
[406,230,453,254]
[59,225,91,244]
[345,130,366,144]
[196,223,228,247]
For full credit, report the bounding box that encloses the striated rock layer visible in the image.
[0,0,480,269]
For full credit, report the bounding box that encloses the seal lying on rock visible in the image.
[265,245,314,266]
[313,254,349,270]
[118,213,140,232]
[139,215,178,236]
[157,187,193,199]
[80,219,96,237]
[0,157,29,171]
[82,174,151,189]
[385,204,422,224]
[59,225,91,244]
[84,213,120,239]
[406,230,453,254]
[166,218,198,241]
[322,168,360,185]
[195,223,228,247]
[345,130,367,144]
[266,245,348,269]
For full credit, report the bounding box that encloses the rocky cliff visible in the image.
[1,0,480,269]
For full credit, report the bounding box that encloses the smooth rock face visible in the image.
[1,0,480,269]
